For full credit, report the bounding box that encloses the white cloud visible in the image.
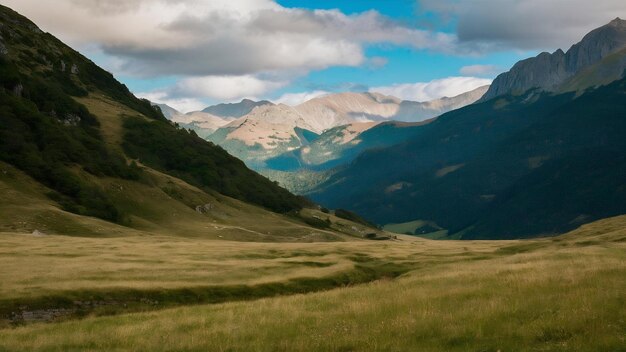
[2,0,470,106]
[274,90,330,106]
[370,77,492,102]
[419,0,626,51]
[137,91,206,113]
[459,64,501,77]
[4,0,459,77]
[170,75,288,101]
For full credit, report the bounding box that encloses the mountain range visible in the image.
[481,17,626,101]
[156,86,488,168]
[1,3,624,242]
[307,18,626,239]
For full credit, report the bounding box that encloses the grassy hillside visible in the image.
[0,215,624,350]
[0,4,309,224]
[0,158,385,242]
[266,121,428,172]
[310,79,626,239]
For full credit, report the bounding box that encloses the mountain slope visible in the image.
[154,103,180,120]
[202,98,273,118]
[482,18,626,100]
[0,5,314,229]
[207,88,488,169]
[309,78,626,239]
[265,121,428,172]
[387,85,489,122]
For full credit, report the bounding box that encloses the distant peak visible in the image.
[608,17,625,26]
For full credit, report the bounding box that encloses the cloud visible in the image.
[170,75,288,101]
[274,90,330,106]
[369,76,492,102]
[137,91,206,113]
[459,64,501,77]
[419,0,626,51]
[367,56,389,69]
[2,0,470,105]
[4,0,459,77]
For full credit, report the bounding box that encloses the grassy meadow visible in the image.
[0,215,625,351]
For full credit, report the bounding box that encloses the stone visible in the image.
[31,229,47,237]
[195,203,214,214]
[62,114,81,126]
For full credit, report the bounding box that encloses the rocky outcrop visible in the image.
[195,203,214,214]
[482,18,626,101]
[62,113,81,126]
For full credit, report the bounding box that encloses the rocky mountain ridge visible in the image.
[482,18,626,100]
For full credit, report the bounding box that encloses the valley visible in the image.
[0,2,625,351]
[0,215,624,350]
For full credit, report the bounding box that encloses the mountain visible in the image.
[170,111,233,138]
[310,80,626,239]
[294,87,489,130]
[202,98,273,118]
[393,85,489,122]
[265,121,428,172]
[0,4,388,241]
[154,103,180,119]
[206,88,488,169]
[482,18,626,101]
[206,104,320,168]
[264,86,489,172]
[309,76,626,239]
[151,103,234,137]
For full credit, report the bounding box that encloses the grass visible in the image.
[0,159,374,242]
[383,219,449,239]
[0,216,624,350]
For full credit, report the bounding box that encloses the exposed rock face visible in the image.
[482,18,626,101]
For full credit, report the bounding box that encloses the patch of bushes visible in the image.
[122,116,308,213]
[0,57,138,223]
[335,209,378,228]
[302,216,331,229]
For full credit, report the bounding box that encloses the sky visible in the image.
[3,0,625,112]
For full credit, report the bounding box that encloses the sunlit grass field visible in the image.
[0,215,624,351]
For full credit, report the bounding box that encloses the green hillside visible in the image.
[310,81,626,239]
[0,4,308,224]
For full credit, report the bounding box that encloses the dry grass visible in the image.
[0,216,624,351]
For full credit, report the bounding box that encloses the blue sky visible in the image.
[112,0,530,109]
[4,0,624,111]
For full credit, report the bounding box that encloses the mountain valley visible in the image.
[0,3,625,351]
